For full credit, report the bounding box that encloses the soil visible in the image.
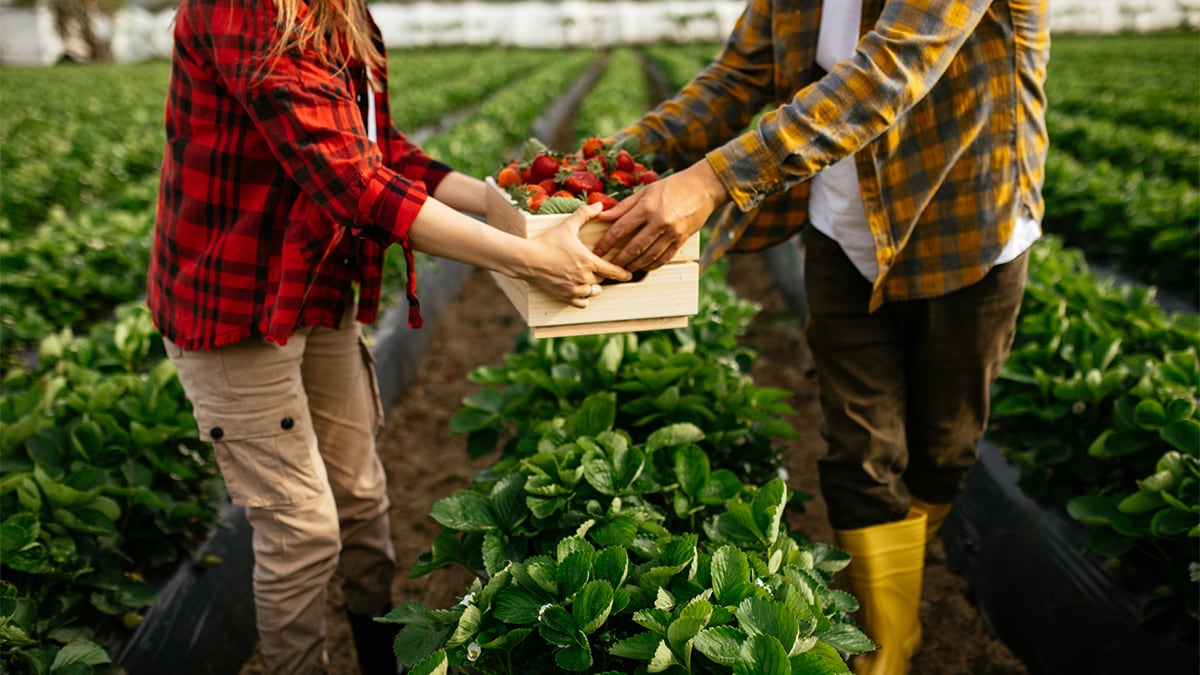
[240,254,1031,675]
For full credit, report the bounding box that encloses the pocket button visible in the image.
[211,427,224,440]
[280,417,295,430]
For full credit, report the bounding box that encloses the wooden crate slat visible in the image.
[485,177,700,338]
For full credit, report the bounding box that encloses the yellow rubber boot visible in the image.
[909,495,953,539]
[834,510,927,675]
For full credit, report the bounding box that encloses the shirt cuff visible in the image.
[706,130,784,212]
[357,169,430,245]
[416,160,454,196]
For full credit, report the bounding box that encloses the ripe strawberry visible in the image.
[529,154,561,183]
[638,171,660,185]
[615,149,635,173]
[525,185,548,212]
[538,178,559,194]
[581,137,605,159]
[609,170,635,187]
[586,191,618,210]
[552,190,575,199]
[564,170,603,196]
[497,164,521,188]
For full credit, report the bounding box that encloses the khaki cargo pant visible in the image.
[165,312,394,675]
[803,227,1028,531]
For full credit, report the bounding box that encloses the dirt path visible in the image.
[240,254,1028,674]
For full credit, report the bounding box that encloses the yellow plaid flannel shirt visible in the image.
[617,0,1050,310]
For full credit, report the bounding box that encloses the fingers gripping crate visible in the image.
[485,177,700,339]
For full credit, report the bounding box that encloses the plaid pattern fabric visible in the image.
[148,0,451,350]
[619,0,1049,310]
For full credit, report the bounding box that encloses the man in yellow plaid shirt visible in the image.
[594,1,1049,672]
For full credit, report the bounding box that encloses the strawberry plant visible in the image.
[388,480,869,674]
[412,423,731,578]
[989,237,1200,635]
[1046,109,1199,185]
[1046,33,1199,140]
[0,63,168,230]
[0,303,222,673]
[1040,151,1199,305]
[0,207,154,368]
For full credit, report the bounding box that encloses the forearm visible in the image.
[430,171,488,216]
[408,198,630,304]
[408,197,532,277]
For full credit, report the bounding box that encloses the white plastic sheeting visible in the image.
[0,0,1196,65]
[369,0,743,48]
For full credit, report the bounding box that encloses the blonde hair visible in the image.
[265,0,384,80]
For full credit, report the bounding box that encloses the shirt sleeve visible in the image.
[372,59,454,193]
[708,0,992,212]
[192,0,431,247]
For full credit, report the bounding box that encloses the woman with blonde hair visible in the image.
[147,0,628,672]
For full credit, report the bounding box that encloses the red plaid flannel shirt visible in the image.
[147,0,451,350]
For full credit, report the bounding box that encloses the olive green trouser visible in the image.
[803,227,1028,531]
[165,311,394,675]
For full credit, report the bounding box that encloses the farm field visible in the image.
[1,31,1197,675]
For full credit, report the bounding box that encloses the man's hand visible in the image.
[592,159,728,271]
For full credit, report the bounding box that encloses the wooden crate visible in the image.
[485,177,700,339]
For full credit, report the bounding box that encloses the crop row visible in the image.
[1041,150,1199,304]
[419,50,597,175]
[389,47,568,132]
[988,235,1199,632]
[0,63,168,230]
[1039,32,1199,303]
[573,47,651,141]
[1045,32,1199,139]
[1046,109,1199,186]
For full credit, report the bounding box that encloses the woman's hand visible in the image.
[522,202,632,307]
[409,197,629,308]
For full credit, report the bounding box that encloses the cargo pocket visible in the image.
[193,395,324,508]
[357,336,385,434]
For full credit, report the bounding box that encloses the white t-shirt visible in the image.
[809,0,1040,283]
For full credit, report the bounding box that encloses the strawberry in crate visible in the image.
[494,137,665,214]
